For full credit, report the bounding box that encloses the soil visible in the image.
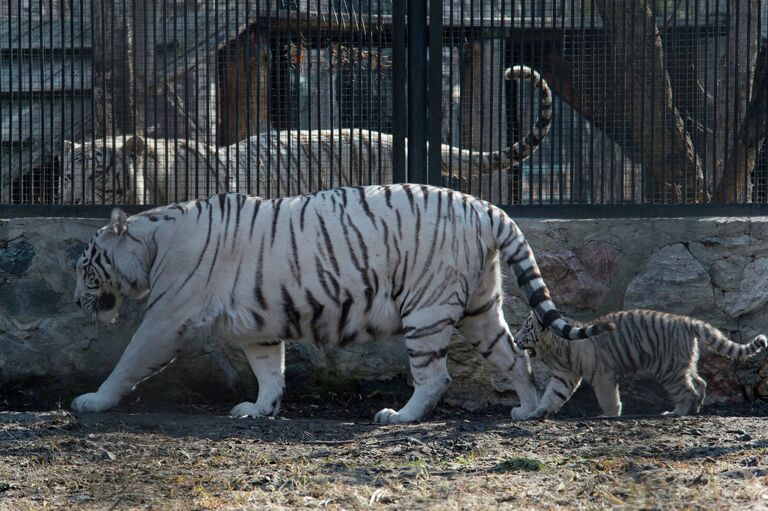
[1,394,768,510]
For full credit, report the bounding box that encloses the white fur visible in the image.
[69,186,558,422]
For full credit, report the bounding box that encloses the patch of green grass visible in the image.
[492,457,546,473]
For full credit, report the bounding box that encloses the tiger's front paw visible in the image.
[373,408,412,424]
[230,401,278,418]
[71,391,120,413]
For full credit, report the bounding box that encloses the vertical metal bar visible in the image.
[547,0,556,205]
[407,0,428,184]
[391,0,406,183]
[536,0,543,204]
[257,0,264,197]
[244,0,252,195]
[376,0,382,185]
[39,0,46,205]
[285,0,291,196]
[193,0,200,199]
[315,0,322,192]
[498,0,504,204]
[448,0,455,191]
[557,0,565,204]
[366,0,373,186]
[0,12,4,203]
[732,0,739,202]
[428,0,442,186]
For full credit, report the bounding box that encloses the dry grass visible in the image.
[0,399,767,510]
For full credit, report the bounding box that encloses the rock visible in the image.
[537,244,618,310]
[64,243,88,269]
[698,353,744,404]
[0,240,35,275]
[0,279,61,317]
[756,378,768,401]
[721,258,768,317]
[624,243,715,316]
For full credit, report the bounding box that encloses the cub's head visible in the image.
[513,312,549,358]
[61,138,139,205]
[74,208,135,323]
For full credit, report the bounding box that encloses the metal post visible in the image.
[391,0,406,183]
[407,0,428,183]
[428,0,443,186]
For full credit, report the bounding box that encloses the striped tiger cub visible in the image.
[70,184,613,423]
[64,65,552,205]
[513,309,767,418]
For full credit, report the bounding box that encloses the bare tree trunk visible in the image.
[92,0,134,136]
[132,0,154,136]
[716,41,768,202]
[218,29,272,146]
[595,0,706,203]
[713,0,762,199]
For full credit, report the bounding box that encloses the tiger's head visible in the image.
[513,312,550,358]
[74,208,150,323]
[61,137,140,205]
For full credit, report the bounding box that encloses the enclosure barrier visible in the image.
[1,1,767,217]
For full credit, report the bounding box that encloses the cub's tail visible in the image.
[698,323,767,359]
[495,209,615,340]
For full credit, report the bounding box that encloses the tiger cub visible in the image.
[513,309,767,418]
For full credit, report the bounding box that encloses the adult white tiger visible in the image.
[65,65,552,204]
[71,184,614,422]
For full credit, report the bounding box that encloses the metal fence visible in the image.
[1,1,768,216]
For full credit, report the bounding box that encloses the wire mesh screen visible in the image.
[1,0,767,209]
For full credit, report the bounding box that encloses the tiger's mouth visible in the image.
[79,292,120,323]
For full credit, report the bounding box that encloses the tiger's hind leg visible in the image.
[593,378,622,417]
[692,375,707,414]
[230,342,285,418]
[662,374,701,417]
[373,311,455,425]
[458,297,539,419]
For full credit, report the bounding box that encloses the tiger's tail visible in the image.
[441,65,552,180]
[495,209,615,340]
[698,323,767,360]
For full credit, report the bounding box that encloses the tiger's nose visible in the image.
[75,298,81,307]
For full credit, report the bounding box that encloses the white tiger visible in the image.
[61,136,141,205]
[64,65,552,205]
[71,184,613,422]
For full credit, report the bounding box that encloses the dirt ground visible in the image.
[1,394,768,511]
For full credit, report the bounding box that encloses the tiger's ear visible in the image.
[531,312,548,333]
[63,140,75,154]
[110,208,128,236]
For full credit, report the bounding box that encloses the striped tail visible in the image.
[699,324,767,360]
[446,65,552,174]
[497,212,615,340]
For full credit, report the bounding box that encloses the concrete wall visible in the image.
[1,215,767,413]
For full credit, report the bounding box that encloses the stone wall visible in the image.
[1,215,767,414]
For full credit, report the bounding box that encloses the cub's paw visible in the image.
[71,392,119,413]
[373,408,412,425]
[230,401,275,418]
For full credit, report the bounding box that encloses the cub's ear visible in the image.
[531,313,548,333]
[110,208,128,236]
